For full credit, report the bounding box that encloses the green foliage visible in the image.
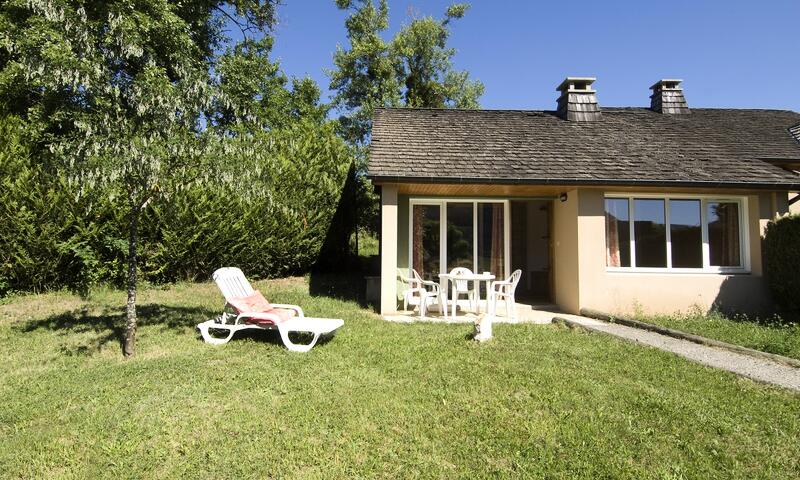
[0,115,121,296]
[0,115,351,295]
[765,214,800,321]
[391,6,484,109]
[213,37,329,131]
[328,0,400,146]
[145,120,352,282]
[0,0,356,319]
[329,0,483,145]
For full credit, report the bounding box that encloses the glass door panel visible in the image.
[411,204,441,281]
[446,203,474,272]
[477,203,505,279]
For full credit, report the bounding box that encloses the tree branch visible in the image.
[214,5,252,41]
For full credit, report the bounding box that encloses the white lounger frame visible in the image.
[197,267,344,352]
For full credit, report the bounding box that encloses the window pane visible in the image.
[634,199,667,267]
[477,203,505,278]
[412,205,440,281]
[669,200,702,268]
[708,202,741,267]
[446,203,474,271]
[605,198,630,267]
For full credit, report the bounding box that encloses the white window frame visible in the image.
[604,193,750,274]
[408,198,511,279]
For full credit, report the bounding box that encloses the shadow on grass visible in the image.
[16,303,217,356]
[309,271,375,311]
[15,303,335,355]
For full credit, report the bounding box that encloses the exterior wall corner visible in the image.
[379,184,399,315]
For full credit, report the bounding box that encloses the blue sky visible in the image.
[263,0,800,111]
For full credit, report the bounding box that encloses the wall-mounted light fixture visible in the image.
[559,192,568,203]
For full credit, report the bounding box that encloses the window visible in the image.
[605,195,746,271]
[707,202,741,267]
[669,199,702,268]
[634,199,667,267]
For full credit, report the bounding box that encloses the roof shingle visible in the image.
[368,107,800,189]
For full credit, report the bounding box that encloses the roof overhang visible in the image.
[368,174,800,191]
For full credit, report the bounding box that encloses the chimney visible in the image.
[556,77,601,121]
[650,79,690,114]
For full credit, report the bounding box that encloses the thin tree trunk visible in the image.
[123,206,140,358]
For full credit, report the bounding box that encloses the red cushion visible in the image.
[227,291,296,325]
[227,291,272,313]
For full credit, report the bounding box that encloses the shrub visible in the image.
[765,214,800,322]
[0,116,354,295]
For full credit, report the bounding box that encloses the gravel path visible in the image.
[557,315,800,392]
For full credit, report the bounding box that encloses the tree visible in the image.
[329,1,483,145]
[328,1,484,240]
[391,3,484,109]
[213,37,329,133]
[329,0,400,146]
[0,0,276,357]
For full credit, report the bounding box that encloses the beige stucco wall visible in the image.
[790,192,800,215]
[551,189,580,313]
[571,189,778,316]
[379,184,398,314]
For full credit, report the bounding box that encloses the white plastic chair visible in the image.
[196,267,344,352]
[489,269,522,321]
[400,269,441,317]
[449,267,478,318]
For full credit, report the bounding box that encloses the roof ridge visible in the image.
[374,106,800,114]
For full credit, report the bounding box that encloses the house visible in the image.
[367,77,800,317]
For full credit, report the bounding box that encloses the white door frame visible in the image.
[408,198,511,279]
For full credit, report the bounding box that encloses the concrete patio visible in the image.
[383,301,565,324]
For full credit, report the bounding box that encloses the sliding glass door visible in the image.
[410,199,508,281]
[411,204,441,281]
[446,203,474,271]
[477,203,506,279]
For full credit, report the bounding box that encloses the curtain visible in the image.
[490,204,504,278]
[720,203,740,266]
[412,206,424,275]
[606,211,621,267]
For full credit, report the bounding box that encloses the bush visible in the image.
[0,116,354,295]
[0,116,120,296]
[765,214,800,322]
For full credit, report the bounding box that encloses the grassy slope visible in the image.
[642,312,800,361]
[0,278,798,479]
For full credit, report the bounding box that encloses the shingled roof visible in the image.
[368,107,800,189]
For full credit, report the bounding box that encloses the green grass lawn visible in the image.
[641,311,800,361]
[1,278,799,479]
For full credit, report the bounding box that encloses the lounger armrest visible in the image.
[234,311,280,325]
[270,304,305,317]
[420,279,440,291]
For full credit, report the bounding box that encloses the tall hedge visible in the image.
[0,116,354,296]
[764,214,800,322]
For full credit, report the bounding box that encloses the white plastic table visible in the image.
[438,272,496,319]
